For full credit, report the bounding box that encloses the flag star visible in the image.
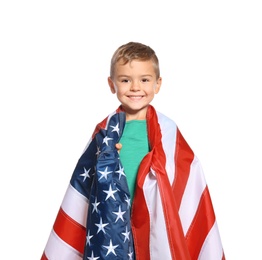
[98,166,112,180]
[80,167,91,182]
[121,226,130,243]
[125,194,131,208]
[87,251,100,260]
[102,239,119,256]
[95,217,109,234]
[113,205,126,222]
[96,146,101,156]
[110,123,120,135]
[86,230,93,246]
[128,247,134,260]
[115,164,126,180]
[92,197,100,213]
[103,136,113,146]
[103,184,118,201]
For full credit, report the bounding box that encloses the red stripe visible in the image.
[133,105,191,259]
[172,120,225,259]
[40,252,48,260]
[53,207,86,254]
[146,106,191,259]
[186,187,216,259]
[152,148,191,259]
[131,106,163,259]
[172,128,194,208]
[131,153,151,260]
[92,117,108,139]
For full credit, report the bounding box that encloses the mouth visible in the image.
[127,95,144,100]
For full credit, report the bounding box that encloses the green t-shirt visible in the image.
[119,120,149,203]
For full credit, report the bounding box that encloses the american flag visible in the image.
[41,105,225,260]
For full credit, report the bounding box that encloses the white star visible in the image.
[95,217,109,234]
[125,194,131,208]
[87,251,100,260]
[103,184,118,201]
[113,205,126,222]
[110,123,120,135]
[115,164,125,180]
[92,197,100,213]
[96,146,101,156]
[121,226,130,243]
[98,166,112,180]
[102,239,119,256]
[128,247,134,260]
[79,167,91,182]
[86,230,93,246]
[103,136,113,146]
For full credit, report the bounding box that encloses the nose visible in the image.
[130,81,140,91]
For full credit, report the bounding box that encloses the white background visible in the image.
[1,1,261,259]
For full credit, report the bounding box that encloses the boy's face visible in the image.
[108,59,162,121]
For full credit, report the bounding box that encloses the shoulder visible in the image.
[96,108,122,130]
[92,108,125,138]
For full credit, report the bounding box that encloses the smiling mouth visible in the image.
[128,95,144,100]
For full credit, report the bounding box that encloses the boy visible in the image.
[41,42,225,259]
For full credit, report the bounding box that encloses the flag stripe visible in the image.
[156,111,177,184]
[151,140,191,259]
[179,156,207,234]
[53,207,86,254]
[198,221,224,260]
[172,129,194,207]
[153,164,191,260]
[186,187,216,259]
[40,252,48,260]
[143,170,172,260]
[43,229,83,260]
[133,108,192,259]
[61,184,88,227]
[131,153,151,260]
[42,169,89,258]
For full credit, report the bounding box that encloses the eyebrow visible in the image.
[117,74,154,78]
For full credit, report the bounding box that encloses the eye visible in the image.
[141,78,150,83]
[121,79,129,83]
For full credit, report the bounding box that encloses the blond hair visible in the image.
[110,42,160,79]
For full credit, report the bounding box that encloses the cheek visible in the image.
[149,85,157,94]
[115,87,126,95]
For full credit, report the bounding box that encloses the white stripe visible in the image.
[61,184,89,227]
[179,156,207,235]
[157,111,177,184]
[44,229,83,260]
[143,169,172,260]
[198,221,224,260]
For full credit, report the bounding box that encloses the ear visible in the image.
[108,77,116,94]
[154,77,162,94]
